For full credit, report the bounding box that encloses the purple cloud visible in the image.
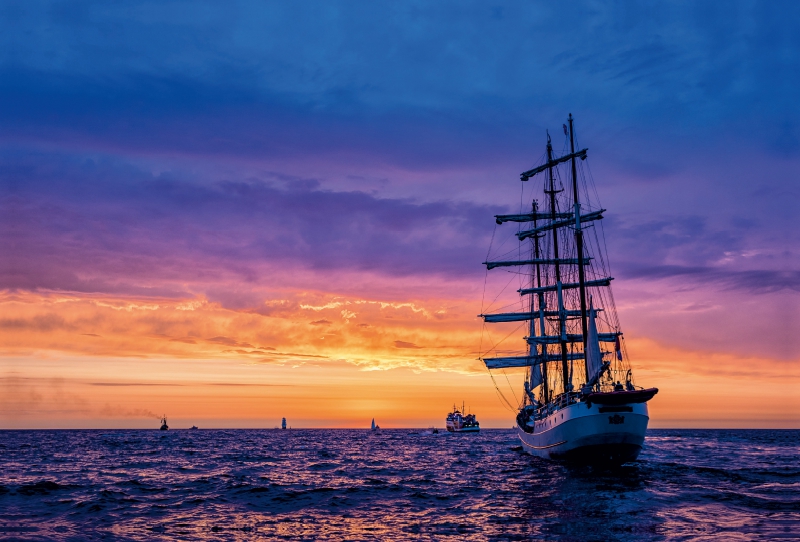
[0,0,797,369]
[1,149,501,299]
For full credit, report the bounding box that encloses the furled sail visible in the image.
[516,209,605,241]
[481,309,599,323]
[529,356,543,388]
[585,301,604,382]
[518,277,612,296]
[483,352,585,369]
[484,258,591,270]
[526,332,620,345]
[495,211,573,224]
[520,148,588,181]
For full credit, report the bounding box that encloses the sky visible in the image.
[2,0,799,428]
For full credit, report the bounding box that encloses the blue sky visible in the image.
[5,1,799,158]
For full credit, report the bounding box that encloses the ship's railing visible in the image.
[529,391,583,421]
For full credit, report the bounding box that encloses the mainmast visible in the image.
[568,113,590,383]
[545,133,571,394]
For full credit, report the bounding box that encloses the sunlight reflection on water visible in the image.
[1,429,798,540]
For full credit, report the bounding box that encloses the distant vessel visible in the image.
[190,425,198,430]
[371,418,380,431]
[159,416,169,431]
[479,114,658,464]
[446,403,480,433]
[281,417,287,430]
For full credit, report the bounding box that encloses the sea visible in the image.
[0,429,798,541]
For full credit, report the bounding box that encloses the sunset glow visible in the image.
[2,2,798,428]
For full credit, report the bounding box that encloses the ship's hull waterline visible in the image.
[517,401,649,464]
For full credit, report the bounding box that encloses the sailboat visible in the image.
[479,114,658,464]
[371,418,380,431]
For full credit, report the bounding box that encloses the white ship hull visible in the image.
[517,401,649,463]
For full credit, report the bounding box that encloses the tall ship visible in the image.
[479,114,657,463]
[446,403,480,433]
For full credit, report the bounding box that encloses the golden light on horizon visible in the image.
[3,290,798,429]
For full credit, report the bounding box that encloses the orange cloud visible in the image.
[2,289,798,428]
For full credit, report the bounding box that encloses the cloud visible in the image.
[595,211,799,296]
[622,265,800,294]
[0,375,90,418]
[0,150,499,301]
[394,340,422,349]
[99,404,159,419]
[2,3,798,314]
[91,383,177,387]
[0,314,71,332]
[169,337,197,344]
[3,2,800,164]
[206,336,253,348]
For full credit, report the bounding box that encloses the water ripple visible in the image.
[0,429,798,540]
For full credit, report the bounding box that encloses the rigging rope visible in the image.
[481,223,522,412]
[489,371,519,412]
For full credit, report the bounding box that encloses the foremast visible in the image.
[527,200,549,404]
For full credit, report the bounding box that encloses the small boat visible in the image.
[190,425,198,430]
[425,427,440,435]
[371,418,380,431]
[446,403,480,433]
[159,415,169,431]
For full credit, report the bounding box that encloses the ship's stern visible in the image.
[517,401,650,464]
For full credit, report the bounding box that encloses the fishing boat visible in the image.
[479,114,657,464]
[445,403,480,433]
[159,415,169,431]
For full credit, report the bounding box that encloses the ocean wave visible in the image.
[1,429,798,540]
